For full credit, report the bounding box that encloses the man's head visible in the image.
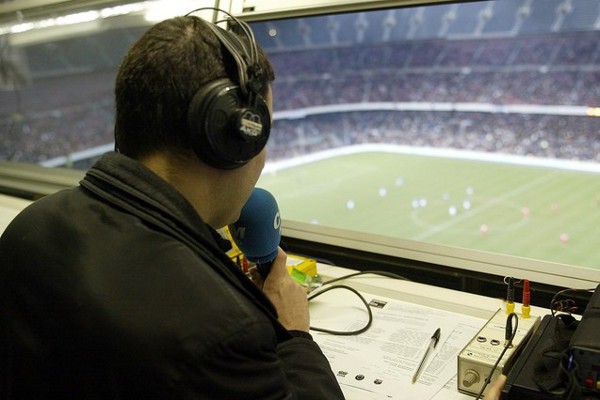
[114,15,275,165]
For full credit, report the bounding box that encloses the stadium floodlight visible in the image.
[144,0,213,23]
[0,2,149,37]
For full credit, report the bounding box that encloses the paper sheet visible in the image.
[310,293,485,399]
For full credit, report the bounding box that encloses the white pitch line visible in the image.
[413,170,559,241]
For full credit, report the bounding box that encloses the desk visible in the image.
[310,264,549,399]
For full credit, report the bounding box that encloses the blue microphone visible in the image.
[228,187,282,278]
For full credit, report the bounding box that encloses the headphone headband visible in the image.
[184,7,271,169]
[204,23,251,96]
[185,8,262,96]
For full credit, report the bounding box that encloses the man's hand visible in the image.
[251,247,310,332]
[485,374,507,399]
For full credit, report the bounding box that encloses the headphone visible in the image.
[185,8,271,170]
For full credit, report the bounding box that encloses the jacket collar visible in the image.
[80,152,290,341]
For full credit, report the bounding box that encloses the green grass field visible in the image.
[258,149,600,269]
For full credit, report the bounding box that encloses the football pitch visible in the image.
[258,147,600,270]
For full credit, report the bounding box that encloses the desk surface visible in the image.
[316,264,548,319]
[312,264,549,400]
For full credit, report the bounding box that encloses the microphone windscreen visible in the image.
[228,187,281,265]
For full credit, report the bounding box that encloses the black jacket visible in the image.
[0,153,344,399]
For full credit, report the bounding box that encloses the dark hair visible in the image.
[114,16,275,159]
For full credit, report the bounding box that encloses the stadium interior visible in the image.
[0,0,599,308]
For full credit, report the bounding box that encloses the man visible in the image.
[0,14,344,399]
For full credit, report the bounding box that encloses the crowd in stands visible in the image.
[266,32,600,75]
[1,32,599,168]
[268,111,600,163]
[273,68,595,110]
[270,32,600,108]
[0,71,115,163]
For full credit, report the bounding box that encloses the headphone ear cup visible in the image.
[187,78,271,169]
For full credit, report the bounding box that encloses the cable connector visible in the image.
[521,279,531,319]
[504,312,517,347]
[505,277,515,315]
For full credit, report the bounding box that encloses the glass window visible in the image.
[248,0,600,271]
[0,0,598,279]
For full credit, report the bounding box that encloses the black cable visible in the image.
[474,312,518,400]
[308,284,373,335]
[306,270,409,336]
[558,353,581,399]
[550,288,594,317]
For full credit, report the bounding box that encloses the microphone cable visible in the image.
[307,270,410,336]
[308,284,373,335]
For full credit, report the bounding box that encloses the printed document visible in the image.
[310,291,487,399]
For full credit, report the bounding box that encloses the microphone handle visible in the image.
[256,261,273,279]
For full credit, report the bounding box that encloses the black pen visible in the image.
[411,327,441,384]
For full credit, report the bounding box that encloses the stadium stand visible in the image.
[0,0,599,169]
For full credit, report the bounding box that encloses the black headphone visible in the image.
[185,8,271,170]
